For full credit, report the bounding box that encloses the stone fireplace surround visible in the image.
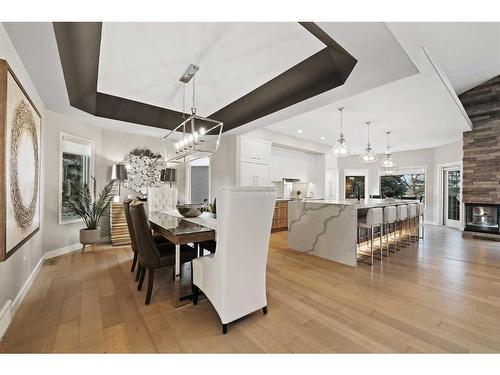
[460,75,500,239]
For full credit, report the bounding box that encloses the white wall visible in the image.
[0,24,46,319]
[209,135,237,201]
[1,25,180,325]
[337,140,463,224]
[42,109,168,252]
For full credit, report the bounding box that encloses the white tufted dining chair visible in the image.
[191,186,277,334]
[148,186,178,214]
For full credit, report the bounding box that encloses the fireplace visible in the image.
[465,203,500,234]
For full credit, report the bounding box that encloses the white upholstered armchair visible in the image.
[192,186,277,334]
[148,186,178,213]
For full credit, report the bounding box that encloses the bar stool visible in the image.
[358,207,383,265]
[383,206,397,255]
[395,204,407,250]
[408,204,418,243]
[417,203,425,240]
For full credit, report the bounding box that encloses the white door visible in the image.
[443,166,461,228]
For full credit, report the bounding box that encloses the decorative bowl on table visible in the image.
[176,204,205,218]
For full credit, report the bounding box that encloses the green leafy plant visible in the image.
[65,177,115,230]
[204,198,217,215]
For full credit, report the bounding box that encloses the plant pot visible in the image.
[80,228,100,245]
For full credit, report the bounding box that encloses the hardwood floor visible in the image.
[1,225,500,353]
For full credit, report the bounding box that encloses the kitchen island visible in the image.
[287,199,418,267]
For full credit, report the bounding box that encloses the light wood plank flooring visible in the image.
[1,225,500,353]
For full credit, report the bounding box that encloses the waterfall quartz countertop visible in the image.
[288,198,419,209]
[286,199,419,267]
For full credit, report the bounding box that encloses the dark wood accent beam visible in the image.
[210,46,357,131]
[53,22,102,114]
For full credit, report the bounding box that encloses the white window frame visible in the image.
[436,161,463,230]
[185,157,211,204]
[342,169,369,199]
[58,132,95,225]
[379,165,428,216]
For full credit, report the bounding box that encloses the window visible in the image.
[59,133,94,224]
[380,172,425,202]
[345,176,365,199]
[189,157,210,204]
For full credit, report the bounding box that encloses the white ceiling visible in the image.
[387,22,500,94]
[3,22,498,152]
[98,23,324,116]
[230,22,420,134]
[3,22,420,139]
[265,22,498,153]
[267,47,471,154]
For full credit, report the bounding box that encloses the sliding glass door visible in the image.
[443,167,461,228]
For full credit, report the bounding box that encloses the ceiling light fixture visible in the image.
[163,64,223,163]
[359,121,378,163]
[298,129,303,133]
[379,130,398,175]
[333,106,349,157]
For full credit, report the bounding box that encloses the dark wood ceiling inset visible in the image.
[211,46,357,131]
[53,22,357,132]
[53,22,101,114]
[53,22,187,130]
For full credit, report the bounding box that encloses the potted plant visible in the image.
[204,198,217,218]
[65,178,115,252]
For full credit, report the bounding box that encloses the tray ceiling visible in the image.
[97,22,324,116]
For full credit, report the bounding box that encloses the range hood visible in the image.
[272,178,301,183]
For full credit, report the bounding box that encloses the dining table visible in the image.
[148,210,216,307]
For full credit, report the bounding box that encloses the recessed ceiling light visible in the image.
[298,130,303,133]
[321,136,325,140]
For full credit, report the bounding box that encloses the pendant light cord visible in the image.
[366,121,371,146]
[338,107,344,136]
[191,75,196,115]
[340,108,343,134]
[182,83,186,119]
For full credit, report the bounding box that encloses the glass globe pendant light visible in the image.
[379,130,398,175]
[359,121,378,163]
[333,106,350,157]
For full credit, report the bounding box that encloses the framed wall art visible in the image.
[0,59,41,261]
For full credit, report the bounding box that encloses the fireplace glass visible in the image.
[465,204,500,234]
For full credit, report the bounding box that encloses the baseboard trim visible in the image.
[44,243,81,260]
[11,255,45,314]
[0,300,12,340]
[1,242,81,340]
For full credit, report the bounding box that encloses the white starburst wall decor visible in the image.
[123,147,165,195]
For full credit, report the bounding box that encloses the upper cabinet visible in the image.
[239,137,272,164]
[271,146,318,182]
[237,137,272,186]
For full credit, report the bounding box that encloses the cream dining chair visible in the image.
[148,186,178,213]
[191,186,277,334]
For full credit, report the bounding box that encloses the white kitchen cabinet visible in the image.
[271,146,317,182]
[240,161,271,186]
[240,137,272,164]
